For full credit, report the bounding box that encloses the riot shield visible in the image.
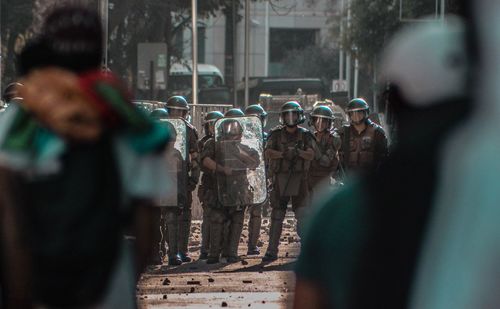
[158,118,188,207]
[214,116,267,207]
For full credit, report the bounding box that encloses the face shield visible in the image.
[281,111,299,127]
[168,108,188,119]
[313,117,331,132]
[222,121,243,140]
[348,110,367,125]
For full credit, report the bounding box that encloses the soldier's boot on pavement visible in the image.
[207,210,225,264]
[199,207,211,260]
[177,207,192,262]
[226,210,245,263]
[262,209,286,262]
[165,210,182,266]
[247,205,262,255]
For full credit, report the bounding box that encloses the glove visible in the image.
[319,155,331,167]
[284,147,298,161]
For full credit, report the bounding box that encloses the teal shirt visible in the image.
[295,181,369,308]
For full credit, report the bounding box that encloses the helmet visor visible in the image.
[348,110,366,124]
[223,121,242,138]
[313,117,330,132]
[282,111,298,126]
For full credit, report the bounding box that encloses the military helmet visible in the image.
[219,118,243,139]
[311,105,334,119]
[166,96,190,111]
[346,98,369,113]
[224,108,245,117]
[204,111,224,124]
[150,108,169,120]
[245,104,267,126]
[280,101,305,126]
[310,106,334,131]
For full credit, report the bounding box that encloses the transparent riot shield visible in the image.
[158,118,188,207]
[214,116,267,207]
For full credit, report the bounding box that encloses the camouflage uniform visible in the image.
[177,122,199,260]
[197,134,213,258]
[201,137,260,262]
[309,129,341,192]
[265,125,316,258]
[341,120,388,174]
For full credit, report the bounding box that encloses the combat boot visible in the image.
[227,210,245,259]
[177,208,192,262]
[168,254,183,266]
[247,205,262,255]
[208,210,225,264]
[263,217,284,262]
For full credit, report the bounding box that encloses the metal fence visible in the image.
[189,103,233,134]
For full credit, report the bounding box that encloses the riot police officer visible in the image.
[263,101,317,262]
[308,105,341,198]
[244,104,268,255]
[165,95,200,263]
[198,111,224,260]
[201,117,261,264]
[341,98,388,174]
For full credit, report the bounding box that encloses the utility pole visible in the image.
[346,0,352,99]
[99,0,109,69]
[339,0,344,83]
[232,0,238,105]
[192,0,199,106]
[244,0,250,107]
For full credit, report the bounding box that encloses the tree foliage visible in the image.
[342,0,463,61]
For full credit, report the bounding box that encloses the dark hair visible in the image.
[18,5,103,75]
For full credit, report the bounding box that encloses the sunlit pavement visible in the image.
[137,217,299,308]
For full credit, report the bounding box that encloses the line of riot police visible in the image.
[147,96,388,265]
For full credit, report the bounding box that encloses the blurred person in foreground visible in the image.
[294,15,472,308]
[0,5,170,308]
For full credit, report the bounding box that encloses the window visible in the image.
[269,28,319,76]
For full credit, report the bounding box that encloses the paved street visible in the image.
[138,216,300,308]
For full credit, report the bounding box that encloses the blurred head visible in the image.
[18,6,103,76]
[165,96,189,119]
[310,105,334,132]
[245,104,268,127]
[203,111,224,136]
[346,98,369,125]
[220,119,243,141]
[280,101,305,127]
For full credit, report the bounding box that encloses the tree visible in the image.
[331,0,463,103]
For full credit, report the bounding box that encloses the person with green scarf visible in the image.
[0,5,171,308]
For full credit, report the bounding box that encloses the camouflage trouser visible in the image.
[177,191,193,255]
[200,203,212,256]
[150,207,163,264]
[247,204,262,250]
[208,207,245,259]
[266,175,310,257]
[161,207,180,259]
